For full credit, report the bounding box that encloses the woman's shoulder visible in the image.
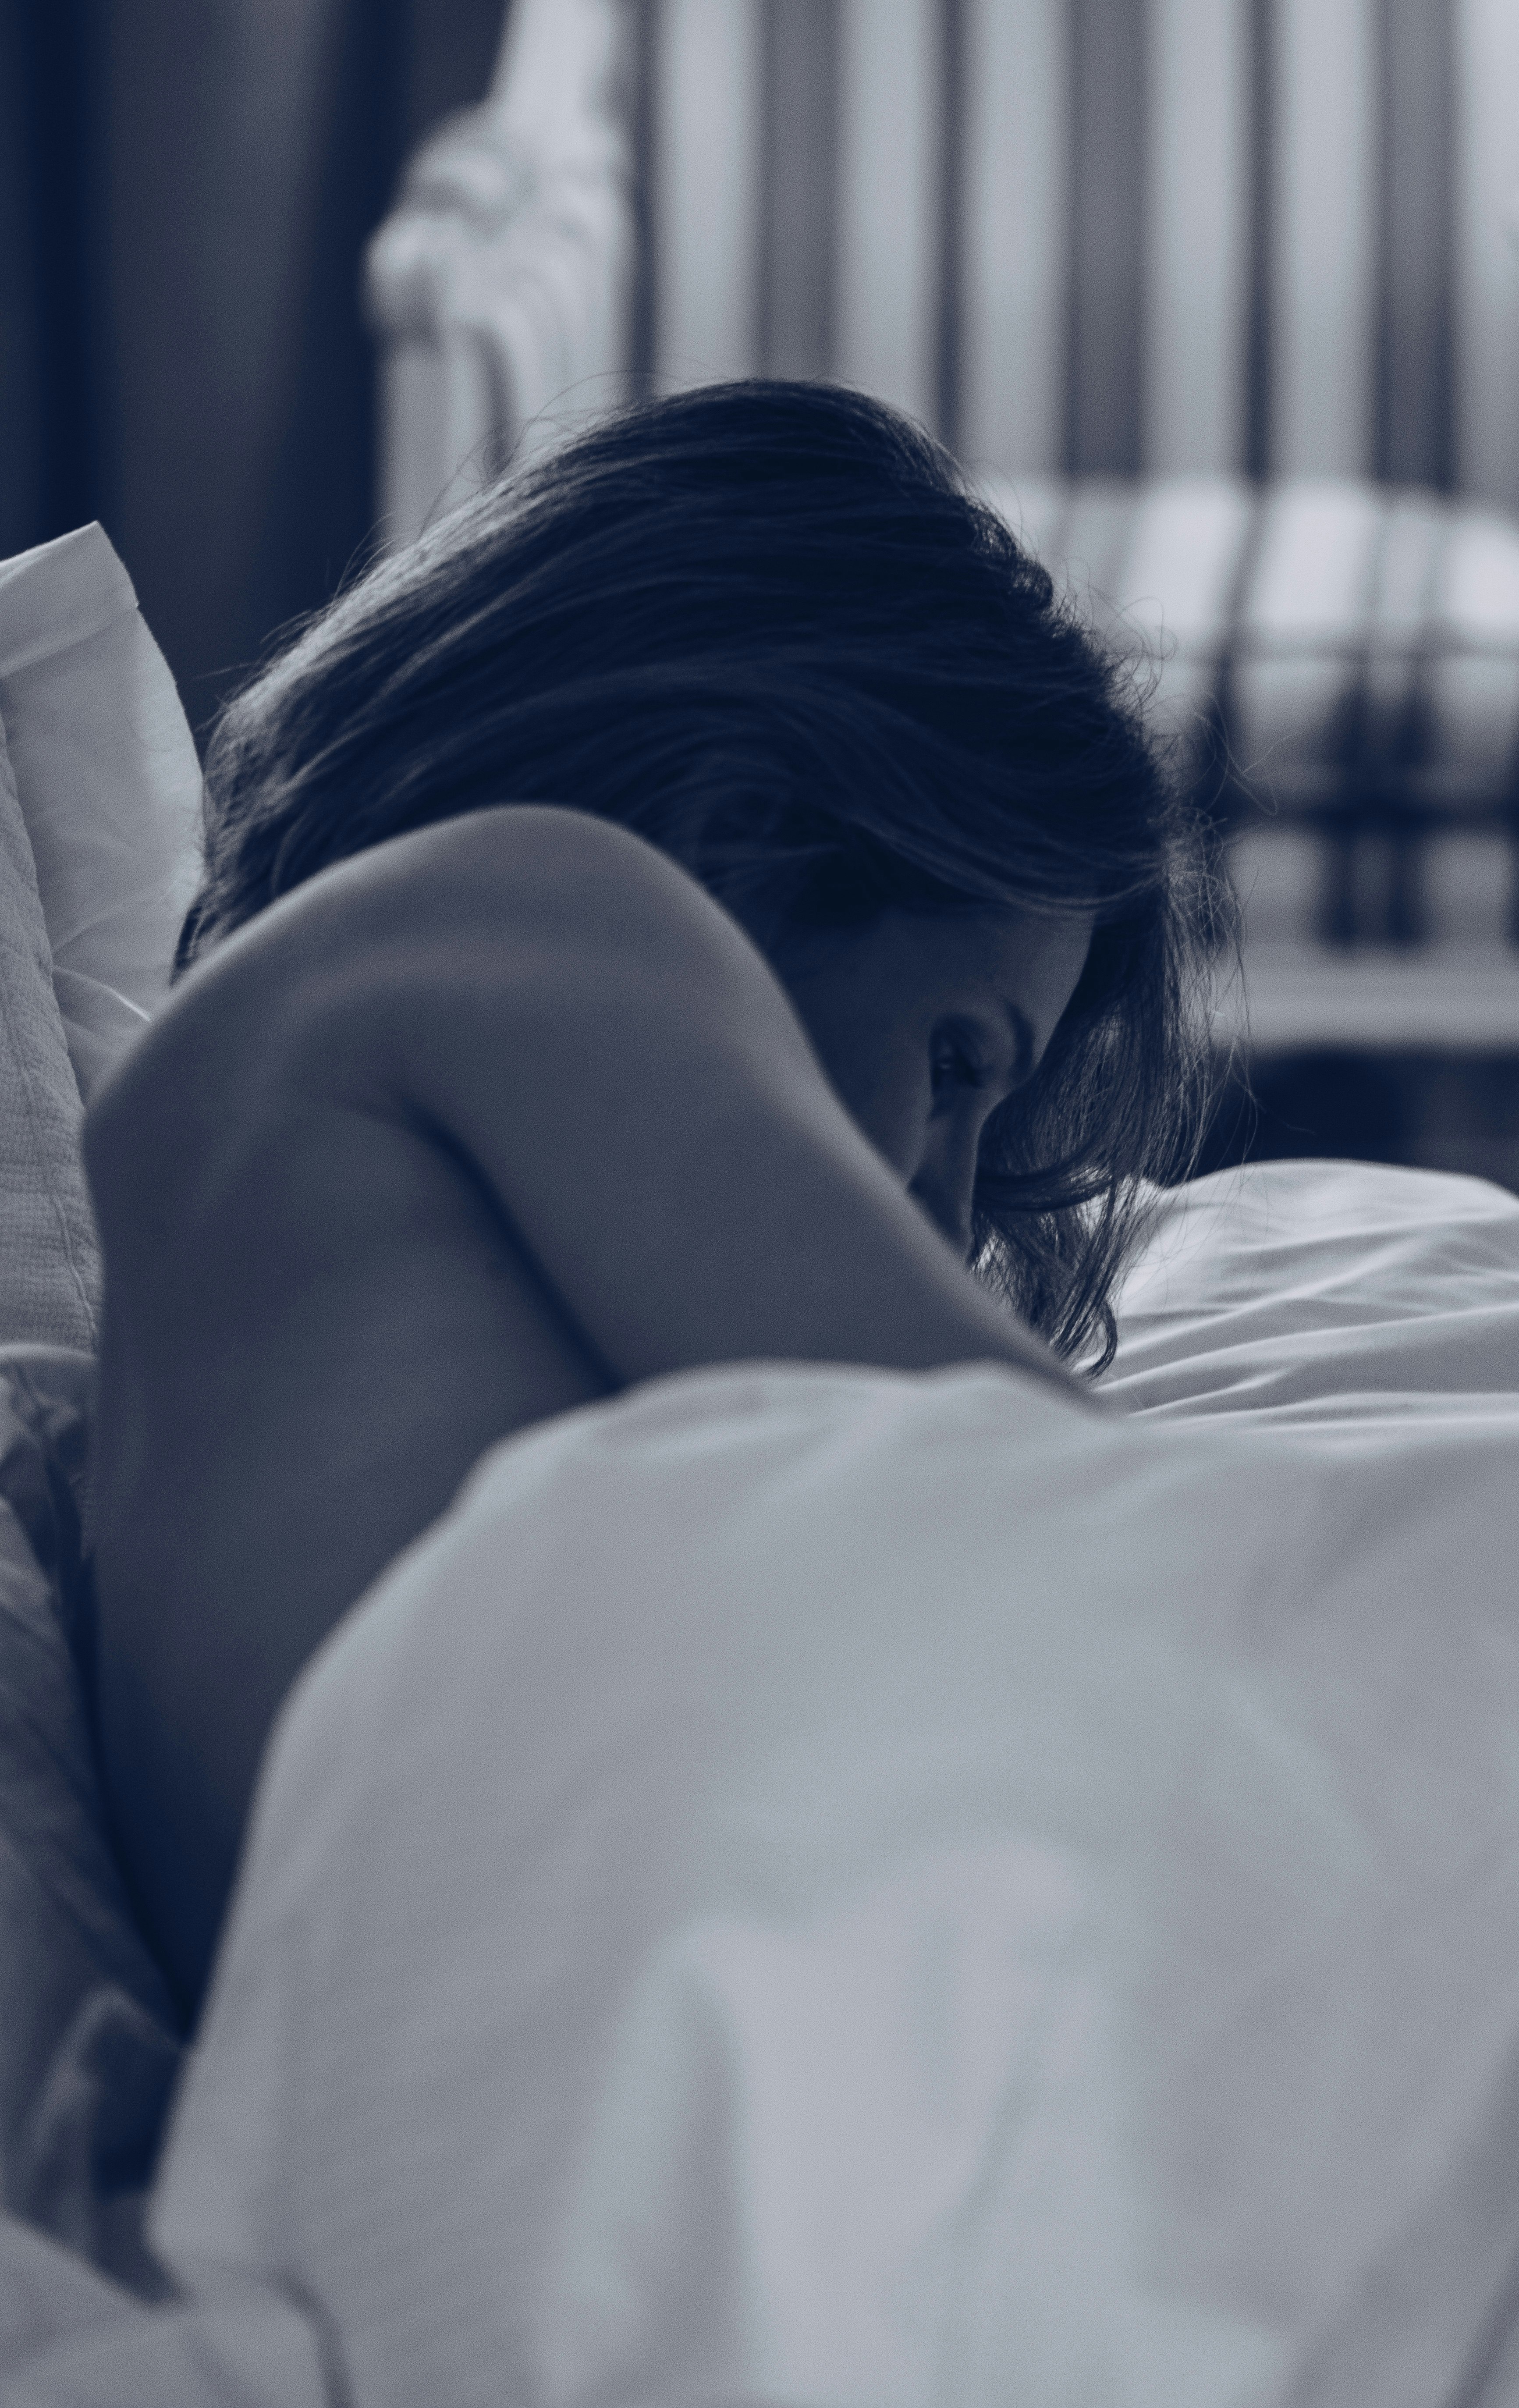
[97,813,636,1079]
[88,806,771,1165]
[300,805,692,933]
[187,803,772,1058]
[193,805,736,1001]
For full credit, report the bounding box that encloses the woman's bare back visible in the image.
[86,808,1079,2010]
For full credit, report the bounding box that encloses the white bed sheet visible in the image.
[1104,1158,1519,1428]
[11,1345,1509,2405]
[7,1158,1519,2405]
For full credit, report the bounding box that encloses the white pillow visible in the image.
[0,526,202,1107]
[1105,1157,1519,1426]
[0,716,100,1350]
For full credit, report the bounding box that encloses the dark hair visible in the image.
[177,379,1226,1370]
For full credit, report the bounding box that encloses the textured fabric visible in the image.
[0,523,202,1107]
[0,1348,181,2294]
[7,1165,1519,2397]
[1105,1157,1519,1429]
[87,1353,1516,2408]
[0,2212,331,2408]
[0,723,102,1350]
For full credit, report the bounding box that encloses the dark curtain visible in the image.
[0,0,507,735]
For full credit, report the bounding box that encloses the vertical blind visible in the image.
[633,0,1519,509]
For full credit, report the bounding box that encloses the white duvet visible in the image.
[1105,1159,1519,1428]
[7,1160,1519,2407]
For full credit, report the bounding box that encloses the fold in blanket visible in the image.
[0,1346,183,2307]
[29,1354,1508,2408]
[1105,1159,1519,1425]
[10,1160,1519,2402]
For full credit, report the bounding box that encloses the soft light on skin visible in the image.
[780,906,1095,1258]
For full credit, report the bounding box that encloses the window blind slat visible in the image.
[958,0,1067,474]
[1273,0,1377,475]
[654,0,763,384]
[1144,0,1251,474]
[756,0,840,380]
[1065,0,1148,475]
[1454,0,1519,513]
[1375,0,1456,488]
[835,0,940,426]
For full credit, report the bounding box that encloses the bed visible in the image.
[4,528,1519,2404]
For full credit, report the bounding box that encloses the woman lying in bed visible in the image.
[83,380,1221,2018]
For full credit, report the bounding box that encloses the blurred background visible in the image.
[0,0,504,720]
[6,0,1519,1187]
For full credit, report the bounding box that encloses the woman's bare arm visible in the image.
[355,808,1085,1399]
[87,808,1089,2011]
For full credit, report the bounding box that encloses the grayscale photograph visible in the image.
[4,3,1519,2400]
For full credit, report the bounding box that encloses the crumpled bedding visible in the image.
[1103,1158,1519,1429]
[4,1158,1519,2404]
[0,1347,182,2328]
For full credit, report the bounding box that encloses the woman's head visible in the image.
[177,378,1226,1367]
[780,899,1096,1265]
